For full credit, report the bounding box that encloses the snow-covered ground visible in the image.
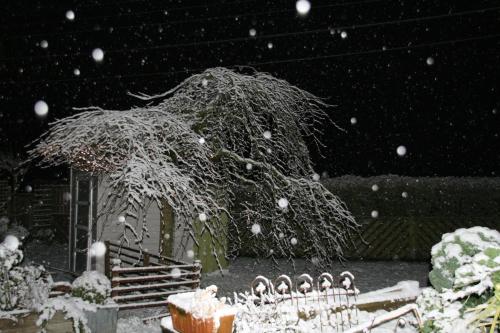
[200,258,429,296]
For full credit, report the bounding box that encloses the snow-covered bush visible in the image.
[429,226,500,292]
[71,271,111,304]
[0,236,52,311]
[37,296,94,333]
[417,226,500,333]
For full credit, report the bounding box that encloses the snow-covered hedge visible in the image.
[71,271,111,305]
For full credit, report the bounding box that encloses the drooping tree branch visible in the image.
[28,67,357,268]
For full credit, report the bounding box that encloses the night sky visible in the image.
[0,0,499,177]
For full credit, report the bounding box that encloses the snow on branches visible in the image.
[29,67,357,268]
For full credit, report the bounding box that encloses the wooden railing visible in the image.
[105,240,202,310]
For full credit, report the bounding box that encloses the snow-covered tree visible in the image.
[28,67,357,268]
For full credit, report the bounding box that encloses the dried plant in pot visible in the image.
[167,285,236,333]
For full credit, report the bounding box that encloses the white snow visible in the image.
[371,184,379,192]
[251,223,261,235]
[296,0,311,16]
[396,145,407,156]
[167,286,236,330]
[65,10,75,21]
[198,212,207,222]
[40,40,48,49]
[249,28,256,37]
[34,100,49,117]
[426,57,434,66]
[278,197,289,209]
[89,241,106,257]
[263,130,272,139]
[2,235,20,252]
[350,117,357,124]
[92,48,104,62]
[371,210,379,218]
[341,31,348,39]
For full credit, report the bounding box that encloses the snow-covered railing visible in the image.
[105,241,201,310]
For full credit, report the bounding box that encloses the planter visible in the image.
[168,303,235,333]
[84,302,118,333]
[167,291,236,333]
[0,310,74,333]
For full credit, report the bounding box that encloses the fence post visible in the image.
[143,251,150,267]
[111,259,121,298]
[104,241,110,278]
[193,260,202,288]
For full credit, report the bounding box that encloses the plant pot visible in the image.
[84,302,118,333]
[168,302,235,333]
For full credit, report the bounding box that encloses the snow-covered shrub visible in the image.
[71,271,111,304]
[36,296,94,333]
[0,237,52,311]
[417,226,500,332]
[429,226,500,292]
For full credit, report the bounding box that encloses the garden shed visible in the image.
[68,168,224,274]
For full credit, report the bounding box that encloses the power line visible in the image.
[1,5,498,62]
[1,32,498,86]
[1,0,385,35]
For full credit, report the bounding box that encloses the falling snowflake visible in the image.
[426,57,434,66]
[198,137,206,144]
[251,223,261,235]
[279,232,285,239]
[396,145,407,157]
[89,241,106,257]
[198,212,207,222]
[290,237,298,245]
[2,235,19,251]
[371,210,379,218]
[341,31,348,39]
[296,0,311,16]
[40,40,48,49]
[25,185,33,192]
[34,100,49,117]
[312,173,320,181]
[350,117,357,125]
[73,68,80,76]
[278,197,289,209]
[187,250,195,259]
[65,10,75,21]
[267,42,273,49]
[249,28,257,37]
[402,191,408,198]
[246,163,253,170]
[263,130,272,139]
[171,268,181,278]
[371,184,379,192]
[92,48,104,62]
[118,215,126,223]
[201,78,208,87]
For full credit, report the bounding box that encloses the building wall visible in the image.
[96,179,161,254]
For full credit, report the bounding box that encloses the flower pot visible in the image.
[167,294,236,333]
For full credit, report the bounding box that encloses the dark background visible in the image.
[0,0,499,177]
